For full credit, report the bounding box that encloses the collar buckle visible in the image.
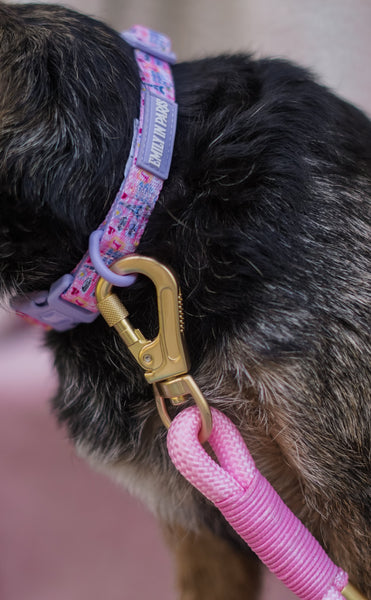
[11,274,98,331]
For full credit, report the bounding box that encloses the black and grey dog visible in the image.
[0,3,370,598]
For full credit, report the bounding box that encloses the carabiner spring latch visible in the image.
[95,255,212,443]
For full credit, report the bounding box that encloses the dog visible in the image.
[0,3,370,598]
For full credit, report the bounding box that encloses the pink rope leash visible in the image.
[167,406,348,600]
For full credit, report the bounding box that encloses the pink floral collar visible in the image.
[12,26,177,331]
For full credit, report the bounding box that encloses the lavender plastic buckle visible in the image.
[11,274,98,331]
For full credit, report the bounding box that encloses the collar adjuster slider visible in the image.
[121,28,177,64]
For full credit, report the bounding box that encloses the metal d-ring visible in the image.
[89,229,137,287]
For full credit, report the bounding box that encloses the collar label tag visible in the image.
[137,90,178,180]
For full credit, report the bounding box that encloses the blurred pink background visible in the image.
[0,315,295,599]
[2,0,370,598]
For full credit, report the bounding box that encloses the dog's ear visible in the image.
[0,3,140,293]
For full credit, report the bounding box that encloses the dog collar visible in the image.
[11,26,178,331]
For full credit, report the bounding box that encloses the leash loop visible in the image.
[154,374,213,444]
[167,406,360,600]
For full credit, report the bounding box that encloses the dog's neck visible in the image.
[11,26,178,331]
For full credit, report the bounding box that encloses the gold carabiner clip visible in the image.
[95,255,212,443]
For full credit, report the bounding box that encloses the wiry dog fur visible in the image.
[0,3,370,598]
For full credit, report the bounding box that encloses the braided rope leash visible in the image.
[167,406,351,600]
